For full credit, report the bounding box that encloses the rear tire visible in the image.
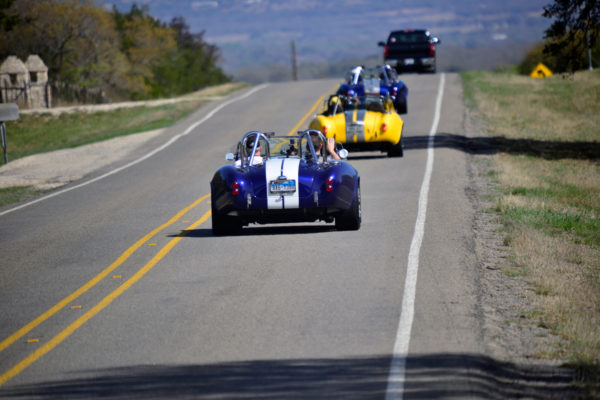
[335,183,361,231]
[395,98,407,114]
[211,203,242,236]
[387,137,404,157]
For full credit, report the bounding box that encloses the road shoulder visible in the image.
[465,107,580,397]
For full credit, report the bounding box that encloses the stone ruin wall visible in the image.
[0,55,52,109]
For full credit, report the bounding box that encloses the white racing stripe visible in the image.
[265,158,300,209]
[385,73,445,399]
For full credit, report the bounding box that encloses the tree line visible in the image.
[520,0,599,74]
[0,0,230,101]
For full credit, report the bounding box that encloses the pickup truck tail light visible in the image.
[384,44,389,59]
[429,43,435,56]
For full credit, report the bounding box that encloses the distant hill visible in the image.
[104,0,551,81]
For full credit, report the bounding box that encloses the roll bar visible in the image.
[238,130,271,168]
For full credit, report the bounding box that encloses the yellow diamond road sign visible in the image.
[530,62,553,78]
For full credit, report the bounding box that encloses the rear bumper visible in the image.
[343,141,399,153]
[213,190,354,225]
[227,207,340,225]
[386,56,436,71]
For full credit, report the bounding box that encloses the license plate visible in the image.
[404,58,415,65]
[270,179,296,194]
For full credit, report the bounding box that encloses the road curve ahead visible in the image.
[0,75,564,399]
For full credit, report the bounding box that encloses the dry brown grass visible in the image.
[471,71,600,142]
[510,227,600,360]
[462,69,600,395]
[496,155,600,214]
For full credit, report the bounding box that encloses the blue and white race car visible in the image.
[336,65,408,114]
[210,130,361,235]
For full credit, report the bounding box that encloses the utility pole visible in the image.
[586,17,593,70]
[291,40,298,81]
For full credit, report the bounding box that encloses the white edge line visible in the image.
[385,73,446,400]
[0,84,268,217]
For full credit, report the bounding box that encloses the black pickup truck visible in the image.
[378,30,440,73]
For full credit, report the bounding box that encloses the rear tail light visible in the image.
[382,123,387,132]
[322,125,327,134]
[384,44,389,59]
[429,43,435,56]
[232,181,240,196]
[326,177,334,192]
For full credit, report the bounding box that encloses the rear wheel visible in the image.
[387,137,404,157]
[395,98,407,114]
[425,62,436,74]
[211,203,242,236]
[335,183,361,231]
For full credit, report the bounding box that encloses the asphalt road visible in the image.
[0,74,501,399]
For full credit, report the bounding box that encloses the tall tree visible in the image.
[543,0,600,71]
[0,0,19,31]
[0,0,126,89]
[149,16,228,98]
[1,1,228,101]
[112,4,177,98]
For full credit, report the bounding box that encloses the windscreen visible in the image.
[389,31,429,44]
[268,136,300,158]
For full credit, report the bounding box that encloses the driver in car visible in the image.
[234,135,263,167]
[307,134,340,162]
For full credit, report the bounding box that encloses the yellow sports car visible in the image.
[309,79,404,157]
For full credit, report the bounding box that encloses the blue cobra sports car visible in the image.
[210,129,361,235]
[336,65,408,114]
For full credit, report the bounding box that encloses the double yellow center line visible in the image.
[0,87,330,387]
[0,196,211,385]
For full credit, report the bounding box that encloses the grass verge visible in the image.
[462,69,600,397]
[0,186,45,208]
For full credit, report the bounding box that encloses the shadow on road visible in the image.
[169,228,213,238]
[346,154,389,161]
[404,134,600,160]
[0,354,578,399]
[171,224,336,238]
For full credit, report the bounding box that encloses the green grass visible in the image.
[0,186,46,207]
[5,102,204,161]
[461,71,534,109]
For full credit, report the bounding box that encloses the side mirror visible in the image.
[338,149,349,159]
[377,41,385,47]
[225,153,234,161]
